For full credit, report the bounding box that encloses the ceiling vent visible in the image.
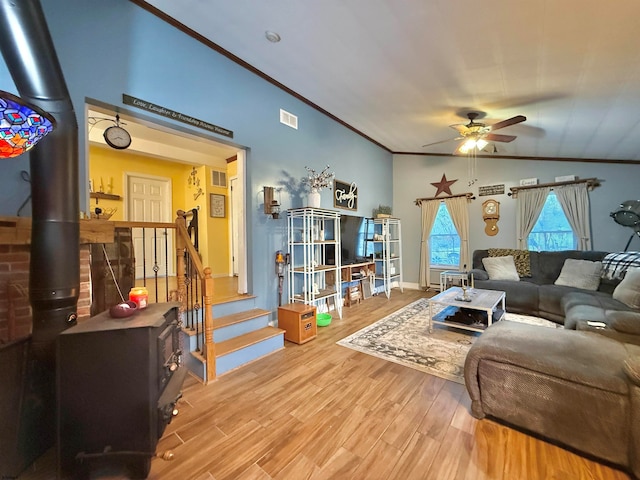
[280,109,298,130]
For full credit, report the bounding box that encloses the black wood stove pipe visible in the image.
[0,0,80,360]
[0,0,79,475]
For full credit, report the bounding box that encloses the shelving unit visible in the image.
[287,207,342,318]
[367,217,403,298]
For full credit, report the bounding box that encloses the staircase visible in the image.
[181,295,285,382]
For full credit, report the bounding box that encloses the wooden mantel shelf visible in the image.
[90,192,121,201]
[0,216,115,245]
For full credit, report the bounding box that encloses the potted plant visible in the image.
[372,204,392,218]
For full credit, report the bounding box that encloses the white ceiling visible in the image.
[141,0,640,162]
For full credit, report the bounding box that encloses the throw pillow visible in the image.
[613,267,640,309]
[554,259,603,291]
[488,248,531,277]
[482,255,520,281]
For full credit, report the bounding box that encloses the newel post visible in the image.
[202,267,216,383]
[175,211,187,314]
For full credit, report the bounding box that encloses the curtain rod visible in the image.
[415,192,475,205]
[508,177,600,198]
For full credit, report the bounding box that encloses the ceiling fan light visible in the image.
[476,139,488,150]
[459,138,475,153]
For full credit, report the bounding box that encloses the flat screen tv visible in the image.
[326,214,368,265]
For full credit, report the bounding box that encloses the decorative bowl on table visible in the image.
[109,300,138,318]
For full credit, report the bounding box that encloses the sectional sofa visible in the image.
[470,249,640,335]
[465,248,640,478]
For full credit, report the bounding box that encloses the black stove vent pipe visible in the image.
[0,0,79,474]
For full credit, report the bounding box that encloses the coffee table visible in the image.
[428,287,506,333]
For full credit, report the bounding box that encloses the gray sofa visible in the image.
[465,251,640,476]
[465,320,640,479]
[470,249,627,323]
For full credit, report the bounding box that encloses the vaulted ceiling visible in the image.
[140,0,640,163]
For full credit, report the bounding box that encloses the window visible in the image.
[528,193,575,251]
[430,203,460,266]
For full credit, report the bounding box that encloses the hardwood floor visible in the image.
[20,289,630,479]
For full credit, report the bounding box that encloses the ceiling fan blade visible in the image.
[484,133,517,143]
[489,115,526,131]
[422,137,461,148]
[449,124,471,135]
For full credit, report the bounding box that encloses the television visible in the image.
[326,214,368,265]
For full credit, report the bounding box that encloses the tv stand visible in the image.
[336,261,376,306]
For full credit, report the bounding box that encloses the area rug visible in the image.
[336,297,560,384]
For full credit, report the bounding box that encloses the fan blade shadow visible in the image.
[422,137,461,148]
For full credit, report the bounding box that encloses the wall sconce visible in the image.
[264,186,281,219]
[188,166,203,200]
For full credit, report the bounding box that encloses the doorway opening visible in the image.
[85,102,248,296]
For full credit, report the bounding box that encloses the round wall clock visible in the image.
[103,114,131,150]
[103,125,131,150]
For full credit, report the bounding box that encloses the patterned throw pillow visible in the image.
[488,248,532,277]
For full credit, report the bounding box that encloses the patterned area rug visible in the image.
[337,297,560,384]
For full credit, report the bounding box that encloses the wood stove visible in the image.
[57,302,186,478]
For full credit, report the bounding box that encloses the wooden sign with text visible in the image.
[333,179,358,210]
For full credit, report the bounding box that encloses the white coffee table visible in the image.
[428,287,506,333]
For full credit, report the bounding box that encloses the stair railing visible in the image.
[175,212,216,383]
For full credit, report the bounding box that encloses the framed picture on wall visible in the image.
[210,193,225,218]
[333,179,358,210]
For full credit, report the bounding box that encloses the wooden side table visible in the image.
[277,303,317,344]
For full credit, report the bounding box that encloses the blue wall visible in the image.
[0,0,393,315]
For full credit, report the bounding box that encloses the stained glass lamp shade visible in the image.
[0,90,55,159]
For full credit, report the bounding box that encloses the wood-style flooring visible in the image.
[19,289,630,479]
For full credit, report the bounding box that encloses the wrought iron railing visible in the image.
[111,212,216,382]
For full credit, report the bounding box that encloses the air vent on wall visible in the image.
[280,109,298,130]
[211,170,227,187]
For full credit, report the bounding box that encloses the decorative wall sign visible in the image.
[333,179,358,210]
[430,174,457,196]
[478,184,505,196]
[209,194,226,218]
[123,94,233,138]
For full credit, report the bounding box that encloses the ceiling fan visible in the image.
[423,112,527,154]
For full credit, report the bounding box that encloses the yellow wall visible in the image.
[89,146,191,221]
[89,145,231,276]
[205,164,232,276]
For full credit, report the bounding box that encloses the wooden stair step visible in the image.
[212,308,270,330]
[215,326,285,358]
[212,293,256,306]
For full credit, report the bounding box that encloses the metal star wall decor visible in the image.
[431,174,458,196]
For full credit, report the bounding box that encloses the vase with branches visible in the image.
[302,165,334,208]
[303,165,334,192]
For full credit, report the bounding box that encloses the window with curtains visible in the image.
[528,192,575,251]
[430,202,460,266]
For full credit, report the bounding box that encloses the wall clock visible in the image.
[482,199,500,236]
[103,114,131,150]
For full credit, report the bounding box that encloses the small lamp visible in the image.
[0,90,55,159]
[264,186,281,219]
